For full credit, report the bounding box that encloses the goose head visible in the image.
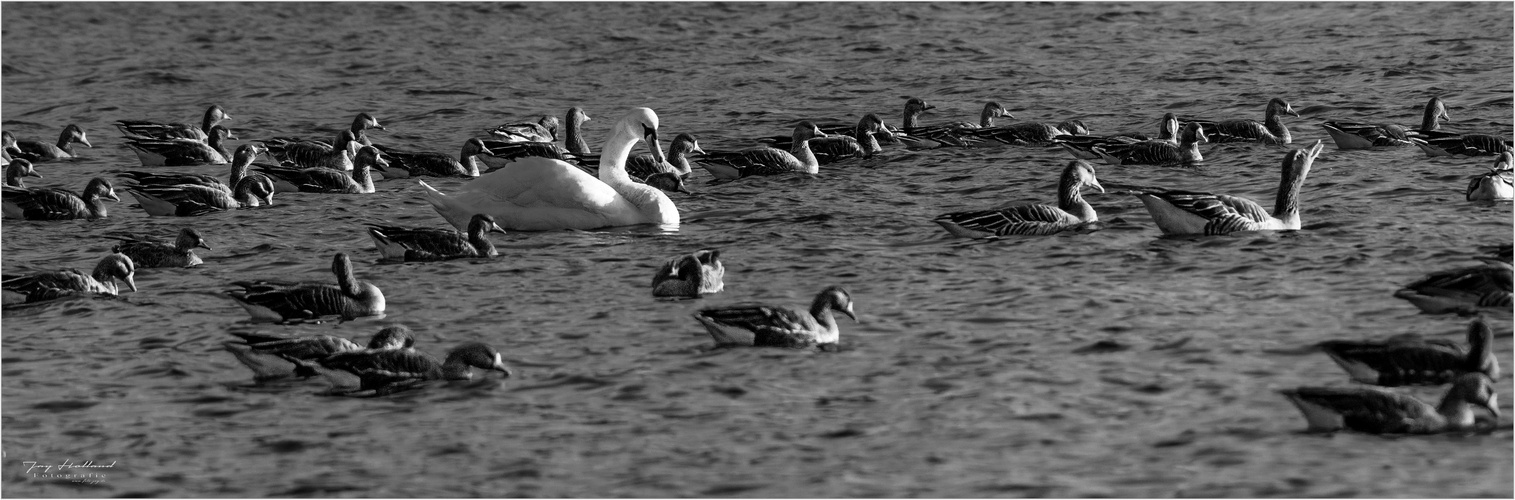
[669,133,704,157]
[177,228,212,251]
[1267,98,1300,118]
[1067,160,1104,194]
[791,121,828,144]
[2,130,16,150]
[467,213,507,236]
[1159,113,1180,141]
[1285,139,1325,178]
[368,325,416,349]
[206,105,232,125]
[567,107,590,127]
[233,176,276,207]
[814,285,858,322]
[445,341,513,378]
[355,145,387,170]
[94,252,137,292]
[1446,373,1499,421]
[354,112,385,131]
[538,115,562,141]
[644,172,691,194]
[984,101,1014,120]
[1427,96,1451,123]
[1181,122,1208,145]
[63,124,92,148]
[208,125,236,146]
[6,159,41,187]
[1058,120,1090,136]
[903,97,934,122]
[83,177,121,203]
[1492,151,1512,172]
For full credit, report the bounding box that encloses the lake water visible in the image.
[2,2,1511,497]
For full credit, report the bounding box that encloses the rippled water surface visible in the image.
[3,2,1512,497]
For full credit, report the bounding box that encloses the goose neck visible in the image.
[1272,160,1309,226]
[1264,109,1291,143]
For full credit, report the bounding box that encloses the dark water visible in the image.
[3,2,1512,497]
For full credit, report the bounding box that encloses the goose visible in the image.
[934,160,1105,237]
[114,104,232,141]
[117,143,273,196]
[107,228,212,268]
[1187,97,1299,144]
[125,176,275,217]
[642,172,692,194]
[1466,152,1514,201]
[225,252,385,323]
[2,130,23,163]
[574,134,704,185]
[1278,373,1498,434]
[1393,261,1513,315]
[13,124,91,162]
[891,97,981,148]
[1411,131,1512,157]
[1128,140,1323,236]
[263,134,360,173]
[697,121,828,179]
[5,159,42,188]
[297,341,512,396]
[367,213,506,262]
[968,118,1087,147]
[420,108,678,231]
[373,138,492,178]
[1093,122,1208,166]
[490,114,560,144]
[652,249,725,298]
[1316,317,1498,387]
[2,253,136,305]
[2,177,119,220]
[809,114,890,164]
[223,325,415,380]
[693,285,857,348]
[1058,113,1180,160]
[124,125,235,166]
[253,145,385,194]
[1320,96,1447,149]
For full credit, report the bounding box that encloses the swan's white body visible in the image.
[420,108,678,231]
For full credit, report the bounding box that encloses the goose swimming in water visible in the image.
[1278,373,1498,434]
[115,104,232,142]
[491,114,560,144]
[223,325,415,380]
[373,138,493,178]
[1188,97,1299,144]
[935,160,1104,238]
[967,118,1087,147]
[225,252,386,323]
[125,125,235,166]
[421,108,676,231]
[298,341,512,396]
[809,114,891,164]
[13,124,91,162]
[5,159,42,188]
[652,249,725,298]
[1316,317,1499,387]
[2,177,119,220]
[264,135,360,173]
[698,121,829,179]
[1411,131,1512,157]
[1128,140,1323,236]
[2,253,136,305]
[1058,113,1180,160]
[694,286,857,348]
[125,176,275,217]
[117,144,273,196]
[367,213,506,262]
[107,228,212,268]
[1320,97,1447,149]
[1093,122,1207,166]
[1393,260,1513,315]
[253,145,385,194]
[1466,152,1514,201]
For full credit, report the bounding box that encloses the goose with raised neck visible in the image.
[1129,140,1324,235]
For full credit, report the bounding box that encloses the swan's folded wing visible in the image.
[455,156,626,212]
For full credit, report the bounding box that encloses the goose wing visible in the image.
[935,204,1081,237]
[1316,339,1470,386]
[1414,134,1513,157]
[115,171,227,191]
[227,332,364,360]
[1320,121,1412,148]
[316,348,444,386]
[125,139,222,166]
[297,167,360,193]
[697,147,802,178]
[115,120,205,141]
[1401,265,1514,300]
[2,269,99,297]
[366,225,473,260]
[1278,386,1431,433]
[265,137,334,166]
[1189,119,1266,143]
[809,136,866,164]
[695,305,820,347]
[372,145,467,177]
[227,283,358,321]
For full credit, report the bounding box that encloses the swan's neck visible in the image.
[1272,161,1309,227]
[1264,108,1291,143]
[598,127,641,186]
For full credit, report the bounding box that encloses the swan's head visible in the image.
[618,108,664,166]
[1493,152,1512,171]
[1267,98,1300,118]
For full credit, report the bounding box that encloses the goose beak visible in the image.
[1484,393,1500,420]
[1286,106,1300,118]
[104,190,121,202]
[1088,179,1106,194]
[492,356,513,378]
[198,241,213,251]
[690,144,707,156]
[479,145,496,156]
[488,222,506,234]
[223,113,233,122]
[676,183,692,195]
[842,304,858,322]
[123,273,137,292]
[80,135,93,148]
[1304,139,1324,161]
[27,171,41,179]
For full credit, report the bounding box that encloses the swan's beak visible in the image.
[644,129,666,166]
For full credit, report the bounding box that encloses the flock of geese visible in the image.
[0,96,1510,428]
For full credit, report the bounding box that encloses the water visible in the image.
[3,2,1512,497]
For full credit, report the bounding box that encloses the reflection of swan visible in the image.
[420,108,677,231]
[1278,373,1497,434]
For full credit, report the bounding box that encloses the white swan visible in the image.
[419,108,677,231]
